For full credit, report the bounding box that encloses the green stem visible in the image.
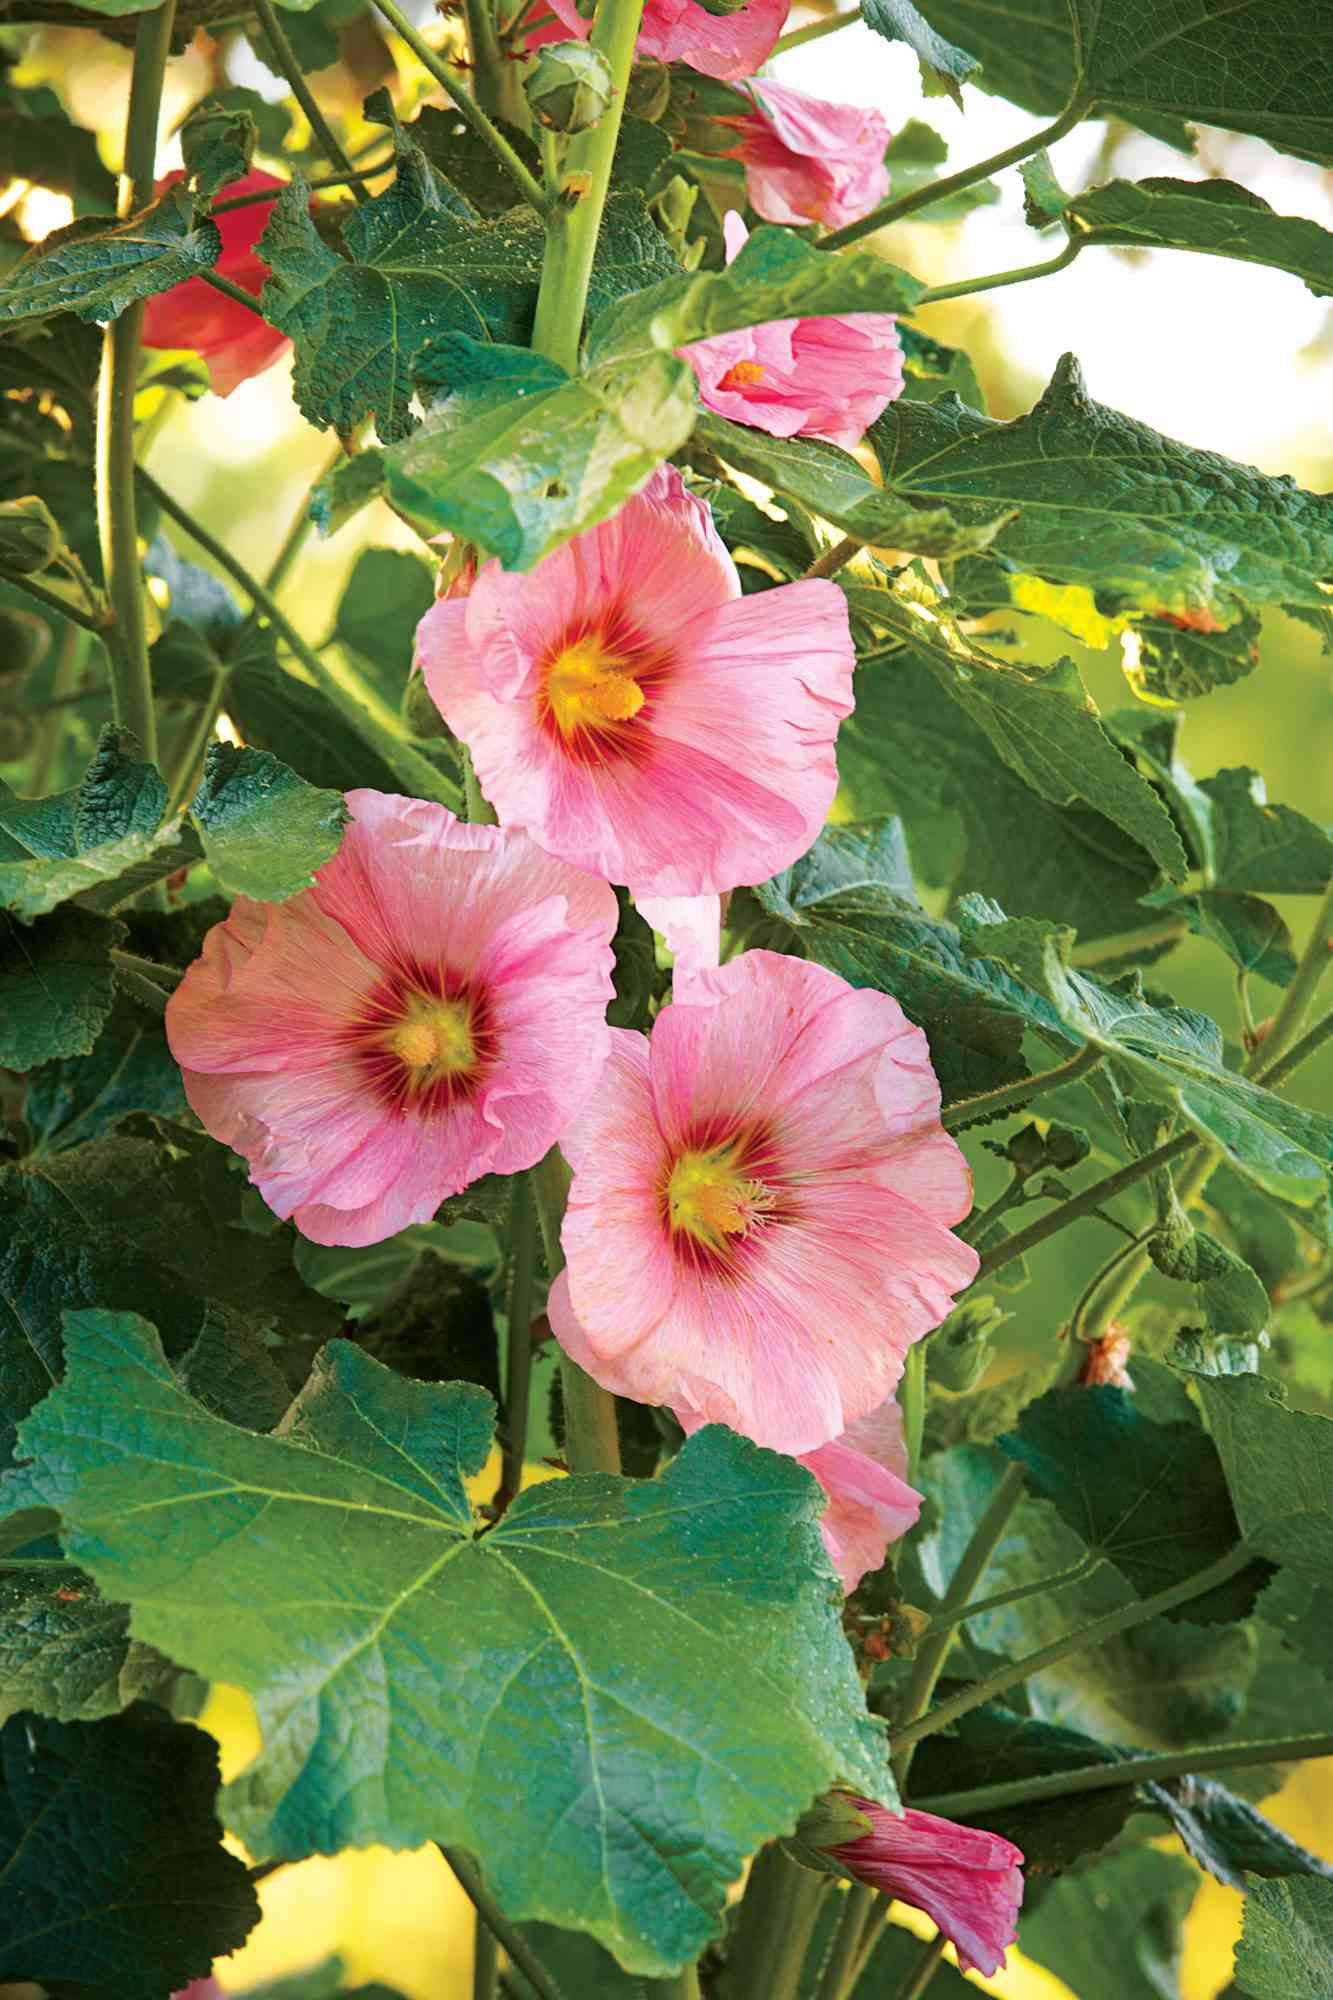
[914,1731,1333,1821]
[112,959,170,1015]
[529,0,647,369]
[164,664,227,813]
[814,1888,870,2000]
[112,948,183,989]
[804,534,862,580]
[957,1172,1028,1247]
[136,467,461,810]
[0,1556,78,1571]
[974,1130,1198,1281]
[914,234,1082,305]
[896,1933,945,2000]
[1258,1006,1333,1094]
[891,1544,1256,1757]
[923,1552,1102,1635]
[900,1341,925,1486]
[462,743,497,824]
[1257,879,1333,1072]
[645,1969,703,2000]
[212,157,397,210]
[1071,916,1191,966]
[499,1173,539,1507]
[942,1044,1102,1132]
[472,1918,499,2000]
[0,568,109,638]
[531,1145,621,1475]
[255,0,362,189]
[198,268,267,317]
[464,0,526,126]
[440,1848,567,2000]
[27,623,91,796]
[1067,1228,1157,1347]
[719,1843,826,2000]
[822,97,1087,250]
[773,4,861,54]
[892,1461,1026,1791]
[97,0,175,765]
[371,0,551,215]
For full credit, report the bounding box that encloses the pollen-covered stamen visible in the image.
[545,630,645,738]
[385,994,476,1088]
[717,359,767,391]
[668,1141,777,1251]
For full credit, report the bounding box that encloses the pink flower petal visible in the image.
[536,0,786,79]
[830,1803,1025,1977]
[730,82,891,231]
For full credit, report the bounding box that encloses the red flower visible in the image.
[141,170,290,396]
[829,1800,1024,1976]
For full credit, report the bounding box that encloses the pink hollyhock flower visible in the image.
[416,466,854,900]
[547,950,977,1456]
[725,81,890,231]
[528,0,786,82]
[828,1801,1024,1977]
[636,894,722,981]
[141,171,290,396]
[676,1393,920,1589]
[166,790,617,1247]
[680,214,904,449]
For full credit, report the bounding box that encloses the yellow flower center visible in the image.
[386,995,476,1084]
[545,631,645,738]
[667,1143,775,1249]
[718,359,767,390]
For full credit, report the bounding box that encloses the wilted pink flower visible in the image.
[676,1392,920,1589]
[530,0,786,81]
[680,214,904,449]
[725,81,890,230]
[416,467,854,900]
[828,1801,1024,1977]
[141,171,291,396]
[166,791,617,1247]
[547,951,977,1456]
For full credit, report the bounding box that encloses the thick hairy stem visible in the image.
[803,534,862,579]
[530,1146,621,1474]
[472,1921,499,2000]
[774,5,860,53]
[719,1843,826,2000]
[1258,877,1333,1072]
[814,1887,871,2000]
[923,1552,1102,1636]
[896,1933,946,2000]
[98,0,175,764]
[974,1131,1198,1281]
[942,1044,1102,1132]
[914,1730,1333,1819]
[529,0,648,369]
[498,1174,539,1507]
[255,0,362,187]
[822,98,1087,249]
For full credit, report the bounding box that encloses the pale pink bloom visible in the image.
[676,1394,920,1590]
[166,791,617,1247]
[636,894,722,982]
[828,1801,1025,1977]
[416,467,854,901]
[528,0,786,82]
[726,81,891,231]
[680,213,903,451]
[547,950,977,1456]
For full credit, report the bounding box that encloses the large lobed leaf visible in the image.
[0,729,190,922]
[869,355,1333,620]
[908,0,1333,163]
[0,188,221,326]
[1191,1372,1333,1581]
[5,1312,888,1976]
[1067,178,1333,297]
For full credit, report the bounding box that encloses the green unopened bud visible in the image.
[648,174,706,270]
[524,42,614,132]
[0,606,51,683]
[928,1293,1007,1393]
[0,497,62,576]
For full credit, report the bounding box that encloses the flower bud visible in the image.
[0,497,62,575]
[688,0,751,15]
[523,41,614,132]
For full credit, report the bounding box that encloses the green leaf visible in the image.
[0,1704,260,1997]
[0,728,191,920]
[293,1221,497,1317]
[1068,178,1333,296]
[906,0,1333,163]
[406,102,544,216]
[959,908,1333,1208]
[22,993,187,1153]
[1256,1570,1333,1687]
[1152,1228,1272,1338]
[997,1385,1257,1620]
[258,142,544,441]
[587,223,923,361]
[10,1314,888,1976]
[1190,1372,1333,1580]
[1235,1876,1333,1998]
[1194,769,1333,896]
[226,640,415,797]
[0,187,221,326]
[508,1925,654,1999]
[860,0,978,104]
[898,319,987,406]
[1144,1779,1333,1893]
[0,1572,165,1726]
[1132,608,1262,702]
[378,339,697,571]
[1019,1846,1200,2000]
[181,97,257,201]
[696,411,1015,562]
[0,905,118,1072]
[190,743,347,902]
[1148,890,1297,987]
[869,354,1333,620]
[329,547,435,705]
